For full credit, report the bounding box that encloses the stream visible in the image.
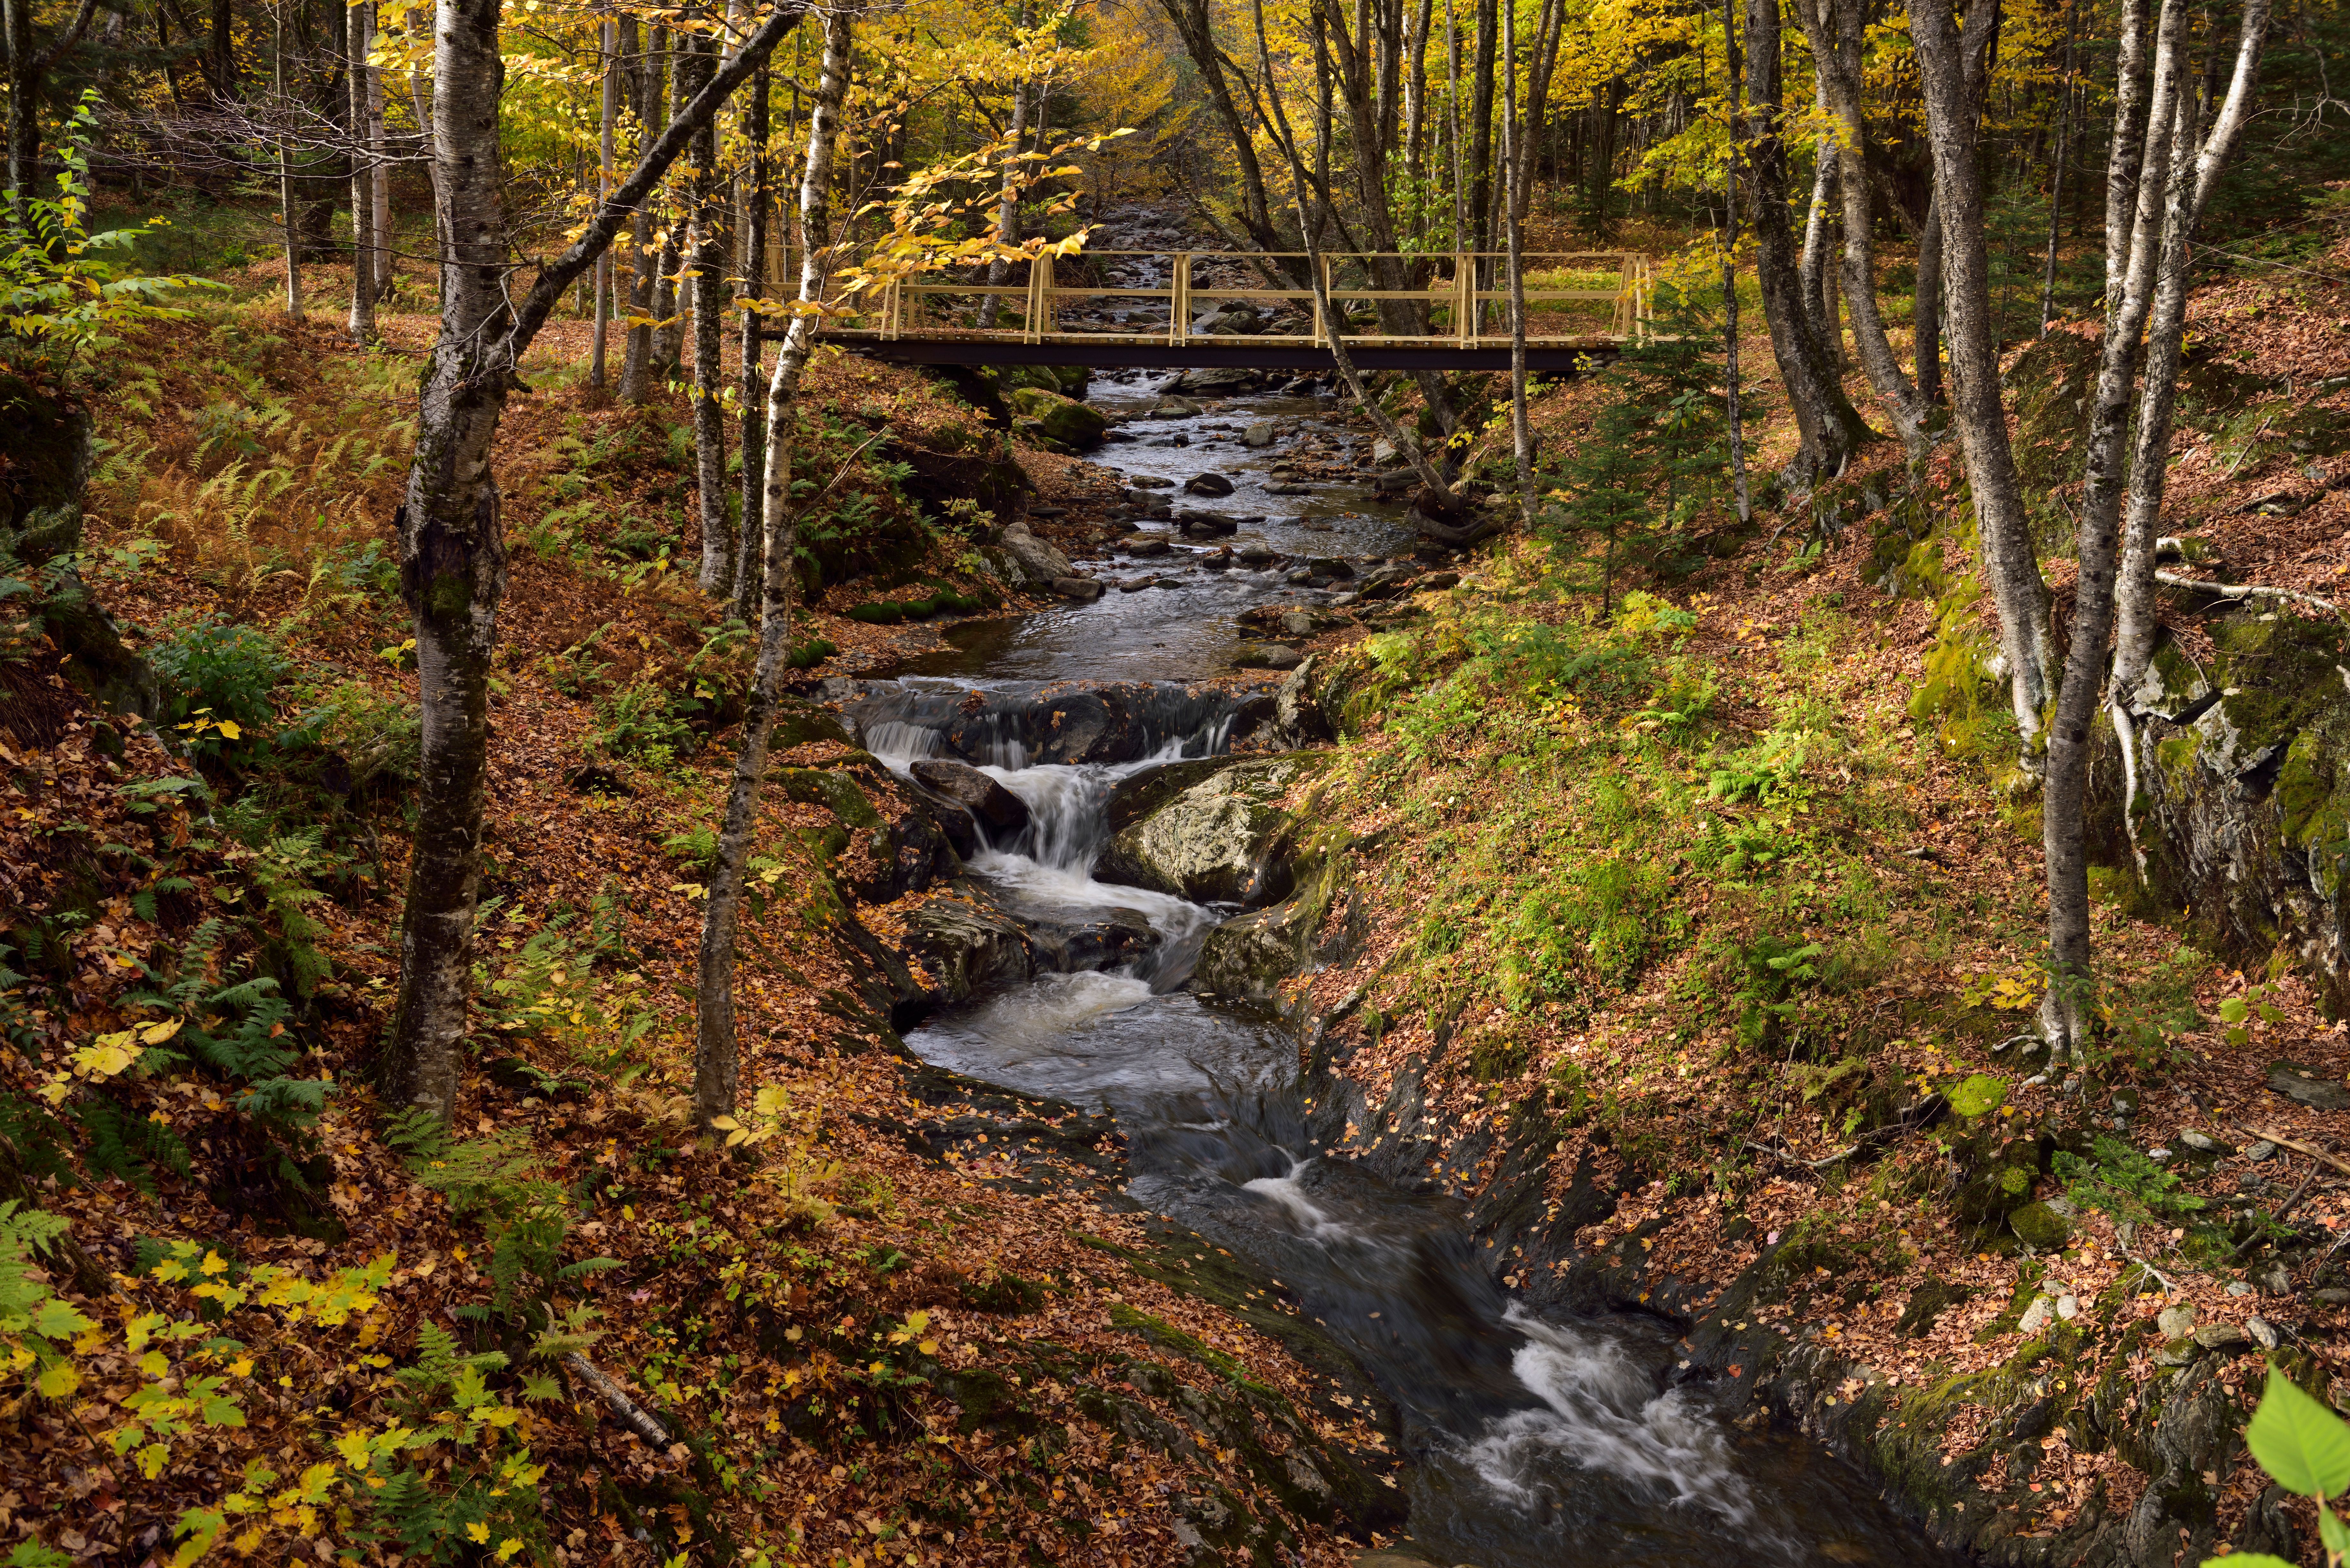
[844,345,1960,1565]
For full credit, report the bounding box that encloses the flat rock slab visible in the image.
[2268,1061,2350,1111]
[1185,471,1236,496]
[911,758,1030,833]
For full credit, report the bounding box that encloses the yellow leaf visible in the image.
[216,720,241,740]
[466,1522,491,1544]
[201,1250,231,1276]
[140,1019,183,1045]
[34,1359,80,1397]
[918,1340,939,1355]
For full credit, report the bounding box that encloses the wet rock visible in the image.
[1050,576,1104,602]
[1005,386,1108,449]
[1268,656,1333,749]
[1127,475,1176,489]
[1150,396,1203,418]
[1304,556,1354,579]
[1263,481,1313,496]
[910,758,1030,834]
[1242,420,1280,448]
[1171,366,1259,395]
[1197,898,1322,1001]
[1233,643,1304,672]
[1185,472,1236,497]
[2267,1061,2350,1111]
[1117,577,1160,593]
[1117,537,1173,558]
[1235,543,1278,565]
[999,521,1073,583]
[2194,1320,2253,1352]
[1097,753,1329,906]
[902,889,1035,1005]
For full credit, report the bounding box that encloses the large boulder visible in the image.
[1267,655,1334,749]
[1005,386,1108,449]
[997,521,1073,584]
[1196,899,1317,1001]
[1095,754,1328,906]
[902,889,1035,1005]
[911,758,1030,834]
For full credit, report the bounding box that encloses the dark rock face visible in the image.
[1095,753,1327,906]
[833,679,1260,767]
[911,758,1031,834]
[901,886,1035,1004]
[2086,609,2350,1014]
[1184,472,1236,496]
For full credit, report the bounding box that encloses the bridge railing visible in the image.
[822,251,1652,349]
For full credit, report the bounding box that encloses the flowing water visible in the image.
[852,370,1960,1566]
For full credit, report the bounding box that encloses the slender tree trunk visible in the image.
[1444,0,1465,247]
[4,0,36,218]
[684,35,732,597]
[1501,0,1533,524]
[347,0,376,340]
[2038,0,2079,334]
[591,18,618,388]
[695,4,852,1135]
[1914,186,1943,404]
[1151,0,1290,263]
[1907,0,2053,763]
[1744,0,1869,484]
[1721,0,1749,521]
[1467,0,1495,247]
[651,27,685,376]
[387,0,805,1123]
[1798,91,1836,338]
[280,12,303,319]
[1403,0,1431,210]
[1795,0,1929,455]
[979,4,1030,333]
[619,16,656,402]
[733,63,771,623]
[369,17,391,301]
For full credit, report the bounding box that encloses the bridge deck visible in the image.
[764,249,1652,372]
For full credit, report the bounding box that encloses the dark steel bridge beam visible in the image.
[760,335,1616,373]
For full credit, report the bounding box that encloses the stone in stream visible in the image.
[1304,556,1355,579]
[1095,753,1328,906]
[997,521,1073,584]
[1004,386,1107,449]
[1120,537,1173,558]
[1263,482,1313,496]
[1050,577,1105,602]
[1233,643,1304,671]
[910,759,1031,833]
[1235,543,1278,565]
[1117,577,1159,593]
[1126,475,1176,489]
[900,887,1035,1005]
[1185,471,1236,497]
[1242,419,1280,448]
[1149,395,1203,418]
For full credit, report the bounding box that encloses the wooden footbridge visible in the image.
[792,250,1654,371]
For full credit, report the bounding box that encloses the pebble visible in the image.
[2248,1317,2279,1350]
[2247,1140,2277,1162]
[2228,1281,2255,1296]
[2056,1295,2080,1321]
[2157,1303,2197,1338]
[2312,1288,2350,1306]
[2018,1296,2054,1334]
[2178,1130,2224,1153]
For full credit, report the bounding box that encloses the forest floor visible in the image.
[2,217,2348,1568]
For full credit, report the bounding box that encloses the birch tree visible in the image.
[386,0,807,1124]
[694,1,855,1133]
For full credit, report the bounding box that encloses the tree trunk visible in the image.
[347,0,375,341]
[369,16,391,301]
[4,0,35,217]
[1744,0,1870,484]
[1150,0,1290,264]
[619,16,655,403]
[386,0,805,1123]
[1797,91,1835,339]
[1914,186,1942,404]
[1794,0,1929,456]
[695,4,852,1135]
[2037,0,2079,334]
[1501,0,1533,524]
[1467,0,1495,247]
[1444,0,1466,246]
[591,19,618,388]
[685,35,731,598]
[732,64,771,625]
[979,7,1030,333]
[1907,0,2053,763]
[651,28,685,376]
[1721,0,1750,520]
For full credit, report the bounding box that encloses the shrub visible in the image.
[588,682,694,769]
[147,615,288,743]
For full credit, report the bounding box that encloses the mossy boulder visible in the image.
[2087,608,2350,1014]
[1004,386,1107,450]
[2009,1200,2073,1251]
[1096,754,1328,906]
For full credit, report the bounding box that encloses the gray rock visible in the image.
[1420,570,1460,590]
[1304,556,1355,579]
[1263,481,1313,495]
[2057,1294,2081,1321]
[1117,577,1160,593]
[2158,1303,2198,1338]
[1370,437,1399,467]
[1233,643,1304,672]
[1241,420,1279,448]
[1196,897,1322,1000]
[2255,1263,2292,1294]
[2268,1062,2350,1111]
[910,758,1030,833]
[2017,1295,2054,1334]
[999,521,1073,583]
[1126,475,1176,489]
[2247,1316,2280,1350]
[901,889,1034,1005]
[1269,655,1332,749]
[1096,753,1328,906]
[1120,538,1173,557]
[1149,396,1203,418]
[2229,1280,2255,1296]
[2011,1201,2073,1251]
[2247,1139,2278,1162]
[1050,576,1104,602]
[1235,543,1278,565]
[2313,1288,2350,1305]
[2194,1321,2252,1352]
[1280,611,1317,638]
[1185,471,1236,497]
[2178,1130,2230,1156]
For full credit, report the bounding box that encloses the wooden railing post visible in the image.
[1170,253,1189,346]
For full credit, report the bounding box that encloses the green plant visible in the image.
[2052,1135,2210,1227]
[0,1201,94,1398]
[2202,1367,2350,1568]
[588,681,694,770]
[147,615,289,746]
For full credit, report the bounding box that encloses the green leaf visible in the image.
[2245,1367,2350,1498]
[1947,1074,2009,1118]
[2320,1502,2350,1558]
[2199,1556,2295,1568]
[2218,998,2249,1024]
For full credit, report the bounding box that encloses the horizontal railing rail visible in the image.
[796,250,1652,350]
